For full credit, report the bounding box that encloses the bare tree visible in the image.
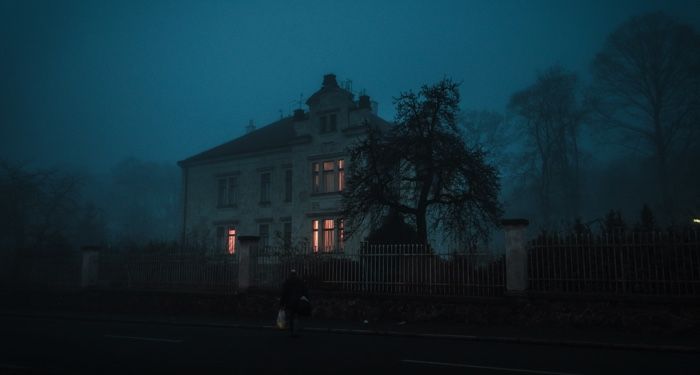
[342,79,503,247]
[590,12,700,221]
[508,66,587,226]
[0,160,83,254]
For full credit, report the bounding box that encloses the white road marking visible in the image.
[104,334,183,343]
[401,359,580,375]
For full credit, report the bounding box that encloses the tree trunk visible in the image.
[654,113,674,222]
[416,209,428,246]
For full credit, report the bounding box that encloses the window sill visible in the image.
[310,191,342,197]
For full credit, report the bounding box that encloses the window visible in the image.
[319,114,338,133]
[217,226,237,254]
[311,218,344,252]
[260,173,271,203]
[323,219,335,251]
[227,228,237,254]
[217,176,238,207]
[311,159,345,194]
[284,169,292,202]
[283,222,292,249]
[329,114,337,132]
[259,224,269,250]
[312,220,319,251]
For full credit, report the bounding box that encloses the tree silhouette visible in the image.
[508,66,587,226]
[342,78,502,247]
[590,12,700,221]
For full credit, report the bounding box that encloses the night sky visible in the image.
[3,0,699,172]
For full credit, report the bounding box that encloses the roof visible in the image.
[178,117,303,166]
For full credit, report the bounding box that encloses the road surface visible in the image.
[0,315,698,374]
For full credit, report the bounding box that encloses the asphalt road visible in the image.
[0,315,698,374]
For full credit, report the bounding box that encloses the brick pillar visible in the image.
[237,236,259,292]
[81,246,100,288]
[502,219,529,294]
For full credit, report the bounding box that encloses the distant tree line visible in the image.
[344,11,699,249]
[482,11,699,230]
[0,157,180,258]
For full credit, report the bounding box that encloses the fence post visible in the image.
[237,236,259,292]
[81,246,100,288]
[502,219,529,295]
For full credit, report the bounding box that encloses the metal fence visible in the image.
[101,253,240,293]
[528,230,700,296]
[7,230,697,299]
[250,244,506,297]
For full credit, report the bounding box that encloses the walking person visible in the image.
[279,269,309,337]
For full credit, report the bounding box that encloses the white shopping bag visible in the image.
[276,309,287,330]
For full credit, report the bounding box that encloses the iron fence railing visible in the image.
[6,230,698,299]
[250,244,506,297]
[116,253,240,293]
[527,230,700,296]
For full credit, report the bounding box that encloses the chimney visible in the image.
[322,74,338,88]
[358,95,371,110]
[293,109,305,121]
[245,119,256,134]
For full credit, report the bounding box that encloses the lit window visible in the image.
[311,159,345,194]
[323,219,335,252]
[227,228,237,254]
[338,160,344,192]
[312,220,319,252]
[311,218,344,252]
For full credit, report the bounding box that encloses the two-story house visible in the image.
[178,74,390,254]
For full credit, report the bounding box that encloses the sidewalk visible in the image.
[2,308,698,353]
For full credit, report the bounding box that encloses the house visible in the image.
[178,74,390,254]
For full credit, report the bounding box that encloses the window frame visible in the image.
[311,217,345,253]
[217,175,238,207]
[284,169,293,202]
[217,225,237,254]
[311,159,345,194]
[260,172,271,204]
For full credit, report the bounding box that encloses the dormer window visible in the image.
[319,114,337,133]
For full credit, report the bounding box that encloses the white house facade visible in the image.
[178,74,390,254]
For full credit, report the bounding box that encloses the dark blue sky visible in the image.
[2,0,699,172]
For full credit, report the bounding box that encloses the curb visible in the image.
[2,311,699,354]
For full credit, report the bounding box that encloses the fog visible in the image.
[2,0,699,249]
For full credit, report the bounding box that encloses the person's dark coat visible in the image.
[280,273,308,313]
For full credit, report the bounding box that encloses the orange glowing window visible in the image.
[323,219,335,252]
[227,228,237,254]
[338,160,345,192]
[312,220,319,252]
[313,159,345,193]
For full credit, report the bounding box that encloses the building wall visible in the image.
[181,83,381,254]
